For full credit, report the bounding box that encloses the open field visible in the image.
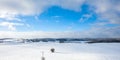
[0,42,120,60]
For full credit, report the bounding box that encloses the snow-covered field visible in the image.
[0,42,120,60]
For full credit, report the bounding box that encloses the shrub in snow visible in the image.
[50,48,55,53]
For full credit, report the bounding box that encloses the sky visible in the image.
[0,0,120,38]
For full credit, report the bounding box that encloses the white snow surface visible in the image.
[0,42,120,60]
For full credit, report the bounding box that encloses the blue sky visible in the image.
[25,5,96,32]
[0,0,120,38]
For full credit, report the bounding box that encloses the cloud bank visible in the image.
[0,26,120,38]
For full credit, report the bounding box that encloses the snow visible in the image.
[0,42,120,60]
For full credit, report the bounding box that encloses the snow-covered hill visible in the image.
[0,42,120,60]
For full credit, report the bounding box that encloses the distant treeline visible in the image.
[22,38,120,43]
[0,38,120,43]
[87,38,120,43]
[24,38,86,43]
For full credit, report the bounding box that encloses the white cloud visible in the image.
[87,0,120,24]
[0,0,86,21]
[53,16,61,18]
[87,26,120,38]
[79,14,92,23]
[0,31,84,38]
[0,0,37,20]
[54,0,85,12]
[0,0,45,30]
[0,22,24,31]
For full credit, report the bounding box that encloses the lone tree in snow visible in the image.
[50,48,55,53]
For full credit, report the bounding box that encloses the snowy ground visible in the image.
[0,42,120,60]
